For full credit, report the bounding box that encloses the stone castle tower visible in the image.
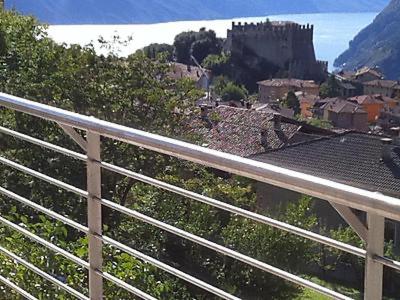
[225,20,327,82]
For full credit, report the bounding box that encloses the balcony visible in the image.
[0,92,399,300]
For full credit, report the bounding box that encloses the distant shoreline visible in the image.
[43,11,378,26]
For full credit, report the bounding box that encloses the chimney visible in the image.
[381,138,393,162]
[261,130,268,149]
[273,113,282,131]
[390,127,400,145]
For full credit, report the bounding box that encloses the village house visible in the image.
[168,62,211,90]
[337,81,358,98]
[257,78,319,103]
[319,98,368,131]
[363,80,400,98]
[353,66,384,83]
[378,106,400,131]
[348,94,398,123]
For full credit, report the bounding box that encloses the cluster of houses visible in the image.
[257,67,400,133]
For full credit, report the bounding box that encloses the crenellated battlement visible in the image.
[228,20,313,42]
[230,20,313,32]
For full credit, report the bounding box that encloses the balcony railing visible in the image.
[0,92,399,300]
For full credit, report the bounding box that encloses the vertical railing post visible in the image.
[87,131,103,299]
[364,213,384,300]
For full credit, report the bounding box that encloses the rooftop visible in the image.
[257,78,319,89]
[364,80,400,89]
[321,99,367,114]
[252,132,400,198]
[167,63,211,82]
[187,106,331,157]
[349,94,398,105]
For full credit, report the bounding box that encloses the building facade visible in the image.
[257,78,319,102]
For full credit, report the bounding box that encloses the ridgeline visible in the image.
[335,0,400,79]
[6,0,389,25]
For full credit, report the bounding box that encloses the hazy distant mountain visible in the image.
[335,0,400,79]
[6,0,389,25]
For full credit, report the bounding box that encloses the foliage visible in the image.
[220,82,248,101]
[283,91,300,115]
[319,75,341,99]
[173,28,222,65]
[138,43,174,60]
[298,116,334,129]
[202,53,231,75]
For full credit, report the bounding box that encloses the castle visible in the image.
[225,20,328,82]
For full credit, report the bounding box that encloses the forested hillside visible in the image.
[335,0,400,79]
[6,0,389,24]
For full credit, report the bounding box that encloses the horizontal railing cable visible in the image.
[0,156,87,197]
[0,186,242,300]
[0,186,88,234]
[0,273,38,300]
[0,215,89,269]
[374,255,400,272]
[0,214,157,300]
[0,128,366,258]
[0,126,86,161]
[0,245,89,300]
[98,271,157,300]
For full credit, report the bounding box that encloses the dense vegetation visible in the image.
[0,10,399,300]
[335,0,400,79]
[6,0,389,25]
[0,10,335,300]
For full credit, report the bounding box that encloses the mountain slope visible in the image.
[335,0,400,79]
[6,0,389,25]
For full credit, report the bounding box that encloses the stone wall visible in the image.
[226,21,327,82]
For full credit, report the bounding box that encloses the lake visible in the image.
[47,12,377,70]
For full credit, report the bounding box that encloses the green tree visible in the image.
[138,43,174,60]
[283,91,300,115]
[319,75,340,99]
[221,82,248,101]
[173,28,222,65]
[202,53,231,76]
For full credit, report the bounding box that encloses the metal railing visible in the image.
[0,92,399,299]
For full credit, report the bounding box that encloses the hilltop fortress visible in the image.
[225,20,328,82]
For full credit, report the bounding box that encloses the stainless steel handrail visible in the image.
[1,92,400,221]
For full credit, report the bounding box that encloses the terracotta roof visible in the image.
[336,70,356,80]
[257,78,319,89]
[355,67,383,79]
[297,93,319,105]
[167,63,211,82]
[252,132,400,197]
[364,80,400,89]
[349,94,397,105]
[186,106,329,157]
[322,99,366,114]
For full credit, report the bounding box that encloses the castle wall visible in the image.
[226,21,327,82]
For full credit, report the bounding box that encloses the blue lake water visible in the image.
[47,12,377,70]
